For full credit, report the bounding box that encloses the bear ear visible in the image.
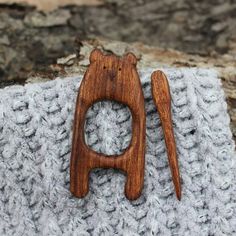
[124,52,137,66]
[89,49,103,63]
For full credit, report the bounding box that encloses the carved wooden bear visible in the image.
[70,49,146,200]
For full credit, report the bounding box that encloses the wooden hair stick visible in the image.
[151,70,182,200]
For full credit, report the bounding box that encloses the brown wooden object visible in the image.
[70,49,146,200]
[151,70,182,200]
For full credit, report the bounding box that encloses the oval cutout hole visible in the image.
[84,100,132,156]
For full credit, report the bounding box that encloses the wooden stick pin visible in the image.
[151,70,182,200]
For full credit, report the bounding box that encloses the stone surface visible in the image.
[24,10,71,27]
[0,0,102,11]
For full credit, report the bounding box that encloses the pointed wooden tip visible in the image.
[175,183,182,201]
[172,166,182,201]
[177,193,181,201]
[173,164,182,201]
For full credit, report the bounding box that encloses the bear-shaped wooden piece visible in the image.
[70,49,146,200]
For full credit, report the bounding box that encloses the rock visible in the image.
[24,9,71,27]
[101,41,128,56]
[0,46,17,67]
[57,54,76,66]
[211,22,228,32]
[0,20,7,29]
[128,2,163,17]
[68,14,83,29]
[211,3,236,17]
[216,34,228,51]
[0,0,102,11]
[183,35,203,42]
[0,35,10,45]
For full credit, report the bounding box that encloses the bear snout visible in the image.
[108,70,116,81]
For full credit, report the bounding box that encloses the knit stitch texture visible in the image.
[0,68,235,236]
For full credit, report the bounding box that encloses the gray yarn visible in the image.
[0,68,235,236]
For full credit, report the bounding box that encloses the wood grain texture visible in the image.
[151,70,182,200]
[70,49,146,200]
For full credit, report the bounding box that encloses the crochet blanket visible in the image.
[0,68,235,236]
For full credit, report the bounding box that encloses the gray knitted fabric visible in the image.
[0,68,235,236]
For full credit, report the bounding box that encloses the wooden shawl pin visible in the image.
[70,49,146,200]
[151,70,182,200]
[70,49,181,201]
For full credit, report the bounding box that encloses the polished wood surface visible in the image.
[151,70,182,200]
[70,49,146,200]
